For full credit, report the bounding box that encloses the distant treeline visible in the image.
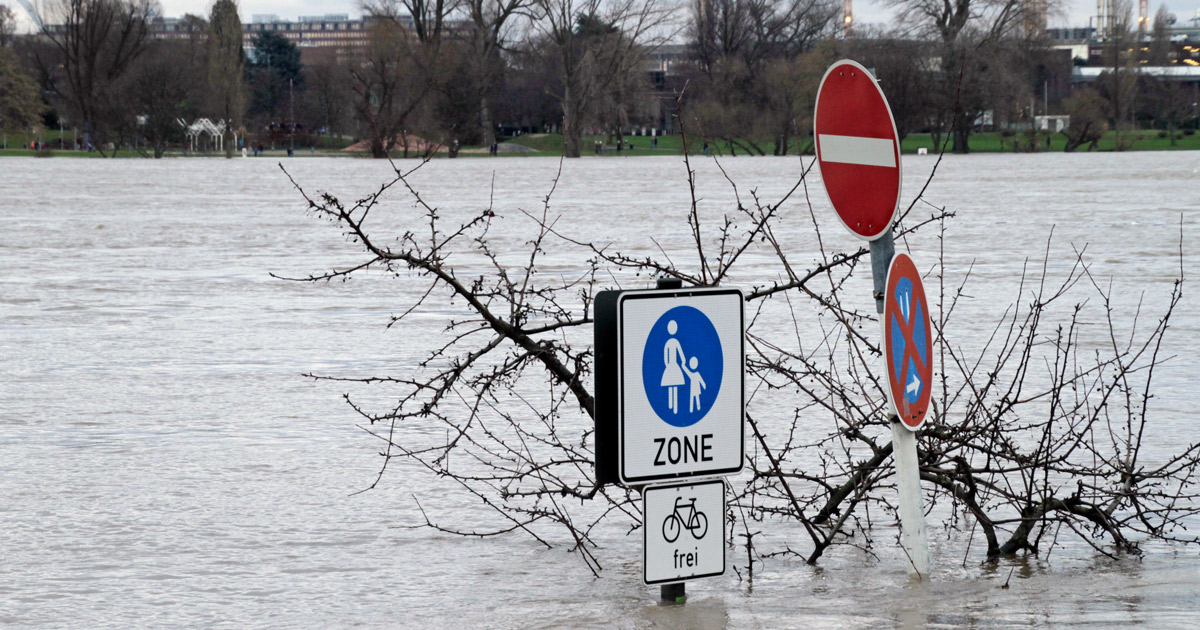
[1,0,1196,157]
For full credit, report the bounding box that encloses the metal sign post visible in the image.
[871,237,932,577]
[818,59,931,577]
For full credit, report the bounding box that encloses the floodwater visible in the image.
[2,152,1198,628]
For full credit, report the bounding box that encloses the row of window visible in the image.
[247,22,364,32]
[241,32,368,42]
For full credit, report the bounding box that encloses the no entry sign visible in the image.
[814,60,902,241]
[883,253,933,430]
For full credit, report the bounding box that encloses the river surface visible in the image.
[2,153,1199,628]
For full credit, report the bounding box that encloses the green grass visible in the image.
[502,133,687,156]
[6,129,1198,159]
[0,129,357,157]
[505,130,1200,157]
[901,130,1200,154]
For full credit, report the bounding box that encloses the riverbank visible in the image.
[3,129,1198,159]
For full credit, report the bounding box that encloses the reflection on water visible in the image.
[640,597,729,630]
[1,153,1198,627]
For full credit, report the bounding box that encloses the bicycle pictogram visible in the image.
[661,496,708,543]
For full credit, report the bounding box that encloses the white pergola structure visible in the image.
[177,118,236,153]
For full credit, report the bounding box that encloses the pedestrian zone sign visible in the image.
[616,288,744,485]
[643,479,726,585]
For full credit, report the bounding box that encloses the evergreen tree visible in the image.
[247,30,303,125]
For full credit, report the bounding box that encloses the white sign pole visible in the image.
[870,234,931,577]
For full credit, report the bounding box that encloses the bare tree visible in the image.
[464,0,536,146]
[348,15,434,157]
[843,35,936,142]
[123,40,201,157]
[1147,4,1172,66]
[208,0,246,158]
[680,0,837,155]
[886,0,1046,153]
[690,0,837,75]
[529,0,672,157]
[304,49,352,141]
[280,126,1200,577]
[39,0,153,156]
[0,3,18,48]
[391,0,460,46]
[1,46,45,133]
[1146,78,1195,146]
[1096,0,1139,150]
[1060,87,1107,151]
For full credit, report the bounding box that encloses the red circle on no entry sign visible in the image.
[814,60,902,241]
[884,253,933,430]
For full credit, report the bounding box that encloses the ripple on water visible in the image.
[0,154,1197,627]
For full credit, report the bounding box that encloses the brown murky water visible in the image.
[2,153,1198,627]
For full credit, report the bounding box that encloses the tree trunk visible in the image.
[480,95,495,149]
[370,136,387,159]
[952,114,970,154]
[562,85,581,158]
[224,129,234,159]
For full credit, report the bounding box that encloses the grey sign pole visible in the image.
[654,277,687,603]
[869,232,931,576]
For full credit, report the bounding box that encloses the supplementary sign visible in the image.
[883,252,933,430]
[643,479,725,585]
[616,287,744,485]
[814,59,903,241]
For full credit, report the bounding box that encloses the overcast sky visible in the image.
[7,0,1200,33]
[154,0,1200,28]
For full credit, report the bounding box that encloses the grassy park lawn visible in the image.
[500,132,687,156]
[502,130,1200,156]
[4,129,1197,158]
[902,130,1200,153]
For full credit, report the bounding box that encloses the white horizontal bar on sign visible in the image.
[818,134,896,168]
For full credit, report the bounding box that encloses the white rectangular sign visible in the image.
[817,134,897,167]
[617,288,744,484]
[643,479,726,585]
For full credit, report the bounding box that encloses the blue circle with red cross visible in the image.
[888,277,928,405]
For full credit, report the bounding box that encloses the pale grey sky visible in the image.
[7,1,1200,33]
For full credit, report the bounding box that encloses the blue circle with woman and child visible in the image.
[641,306,723,427]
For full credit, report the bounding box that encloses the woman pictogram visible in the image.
[660,320,685,413]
